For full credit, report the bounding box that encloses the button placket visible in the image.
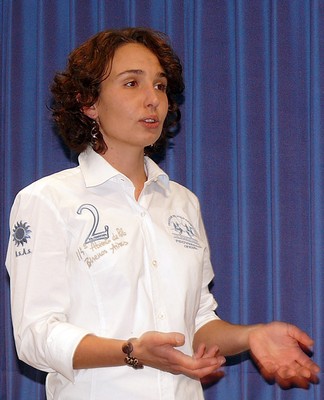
[140,211,168,330]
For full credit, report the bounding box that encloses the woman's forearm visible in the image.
[193,320,264,357]
[73,335,125,369]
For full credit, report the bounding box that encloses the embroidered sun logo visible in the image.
[13,221,32,247]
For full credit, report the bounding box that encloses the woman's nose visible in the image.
[144,86,160,109]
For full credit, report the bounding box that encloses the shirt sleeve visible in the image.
[194,202,220,332]
[6,186,91,382]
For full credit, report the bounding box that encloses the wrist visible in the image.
[246,323,266,349]
[122,338,144,369]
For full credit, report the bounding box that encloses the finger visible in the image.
[203,345,220,358]
[193,364,224,380]
[274,374,311,390]
[298,366,312,379]
[287,324,314,348]
[275,360,318,381]
[294,360,320,378]
[200,370,225,385]
[181,357,226,380]
[308,362,320,374]
[294,353,320,375]
[193,343,207,359]
[186,353,225,372]
[276,366,297,379]
[194,344,219,360]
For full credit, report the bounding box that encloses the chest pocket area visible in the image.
[74,203,130,274]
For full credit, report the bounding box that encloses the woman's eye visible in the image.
[155,83,167,92]
[125,80,137,87]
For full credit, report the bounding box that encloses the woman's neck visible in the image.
[101,146,147,200]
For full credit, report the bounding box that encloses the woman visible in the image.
[6,27,319,400]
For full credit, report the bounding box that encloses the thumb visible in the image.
[173,332,185,346]
[157,332,185,347]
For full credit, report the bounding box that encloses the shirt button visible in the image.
[140,211,146,217]
[157,312,165,320]
[152,260,158,268]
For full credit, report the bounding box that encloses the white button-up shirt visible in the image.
[6,147,219,400]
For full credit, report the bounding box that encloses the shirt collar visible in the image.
[78,147,170,189]
[144,156,170,190]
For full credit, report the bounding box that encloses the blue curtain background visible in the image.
[1,1,323,399]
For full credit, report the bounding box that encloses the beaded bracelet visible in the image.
[122,339,144,369]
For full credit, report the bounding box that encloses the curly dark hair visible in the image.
[51,27,184,157]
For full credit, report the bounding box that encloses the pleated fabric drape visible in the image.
[1,1,323,399]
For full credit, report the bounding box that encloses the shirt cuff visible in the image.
[45,322,92,382]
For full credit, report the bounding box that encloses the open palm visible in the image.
[249,321,320,386]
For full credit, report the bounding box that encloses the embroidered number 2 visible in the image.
[77,204,109,244]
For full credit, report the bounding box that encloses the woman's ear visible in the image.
[76,93,99,119]
[82,104,98,120]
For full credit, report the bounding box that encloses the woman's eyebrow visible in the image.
[116,69,167,78]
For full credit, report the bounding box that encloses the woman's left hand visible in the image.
[249,321,320,387]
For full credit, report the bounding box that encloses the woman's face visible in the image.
[87,43,169,155]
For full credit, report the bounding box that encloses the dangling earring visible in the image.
[90,120,99,148]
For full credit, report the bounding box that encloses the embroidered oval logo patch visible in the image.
[168,215,201,250]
